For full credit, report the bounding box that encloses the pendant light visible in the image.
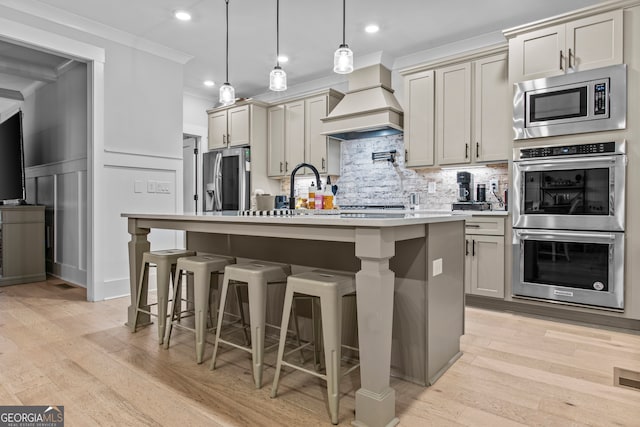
[333,0,353,74]
[219,0,235,106]
[269,0,287,91]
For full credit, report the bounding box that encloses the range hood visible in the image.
[321,64,403,140]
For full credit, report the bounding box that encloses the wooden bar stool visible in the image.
[271,270,359,425]
[210,261,291,389]
[164,254,236,363]
[131,249,196,344]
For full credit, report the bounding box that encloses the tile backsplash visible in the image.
[281,134,509,211]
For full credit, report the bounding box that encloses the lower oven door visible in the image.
[512,229,624,310]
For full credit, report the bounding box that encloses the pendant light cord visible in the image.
[342,0,346,46]
[225,0,229,83]
[276,0,280,67]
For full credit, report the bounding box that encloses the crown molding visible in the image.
[0,0,193,64]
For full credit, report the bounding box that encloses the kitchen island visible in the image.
[123,211,467,427]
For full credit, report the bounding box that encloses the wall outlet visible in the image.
[157,181,171,194]
[147,180,157,193]
[428,181,436,194]
[489,179,498,193]
[433,258,443,276]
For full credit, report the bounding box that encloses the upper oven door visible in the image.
[513,153,626,231]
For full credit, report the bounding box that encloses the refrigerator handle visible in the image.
[214,152,222,210]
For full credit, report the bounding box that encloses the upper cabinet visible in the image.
[403,70,435,167]
[267,89,343,177]
[435,62,472,165]
[508,9,623,82]
[207,101,267,150]
[402,49,510,168]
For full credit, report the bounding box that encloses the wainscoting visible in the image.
[25,157,87,287]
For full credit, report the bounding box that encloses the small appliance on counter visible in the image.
[452,171,492,211]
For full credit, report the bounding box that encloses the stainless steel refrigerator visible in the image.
[202,147,250,212]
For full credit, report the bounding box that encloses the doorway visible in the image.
[182,134,200,213]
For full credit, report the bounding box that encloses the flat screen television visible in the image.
[0,111,25,203]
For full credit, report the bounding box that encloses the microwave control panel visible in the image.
[594,81,607,115]
[520,142,615,159]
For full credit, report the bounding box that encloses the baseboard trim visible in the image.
[466,295,640,331]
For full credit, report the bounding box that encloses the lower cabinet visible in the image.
[0,205,46,286]
[465,216,505,298]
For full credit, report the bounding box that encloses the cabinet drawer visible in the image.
[0,207,45,224]
[465,216,504,235]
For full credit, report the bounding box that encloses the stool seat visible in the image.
[164,254,235,363]
[210,261,291,389]
[271,269,358,425]
[132,248,196,344]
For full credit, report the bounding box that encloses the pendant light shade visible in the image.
[333,0,353,74]
[269,0,287,91]
[219,0,235,106]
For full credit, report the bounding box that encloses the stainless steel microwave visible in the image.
[513,64,626,140]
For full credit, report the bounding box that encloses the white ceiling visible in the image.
[1,0,604,103]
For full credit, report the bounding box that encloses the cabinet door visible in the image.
[403,70,435,167]
[2,221,45,279]
[208,110,228,150]
[285,100,305,174]
[509,24,565,82]
[267,105,286,177]
[305,95,329,173]
[436,63,471,165]
[566,10,623,72]
[470,235,505,298]
[228,105,250,147]
[474,53,510,162]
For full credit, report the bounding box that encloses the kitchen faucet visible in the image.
[289,162,321,210]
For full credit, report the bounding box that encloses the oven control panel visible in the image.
[519,141,615,159]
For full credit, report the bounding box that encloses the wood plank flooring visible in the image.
[1,279,639,426]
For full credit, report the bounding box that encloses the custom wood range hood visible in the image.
[321,63,403,140]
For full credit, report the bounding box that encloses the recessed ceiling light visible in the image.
[365,24,379,34]
[174,10,192,21]
[204,80,215,87]
[277,55,289,63]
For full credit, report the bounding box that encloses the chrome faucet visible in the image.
[289,162,321,210]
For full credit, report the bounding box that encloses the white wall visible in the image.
[23,63,88,286]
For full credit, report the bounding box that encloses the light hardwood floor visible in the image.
[1,278,639,426]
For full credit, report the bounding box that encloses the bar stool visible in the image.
[210,261,291,389]
[132,249,196,344]
[271,270,359,425]
[164,254,236,363]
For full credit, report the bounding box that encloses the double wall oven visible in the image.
[512,141,626,310]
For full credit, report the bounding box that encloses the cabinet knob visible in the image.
[465,143,469,159]
[280,162,283,173]
[223,134,226,144]
[476,142,480,158]
[227,133,230,144]
[465,239,469,256]
[472,239,476,256]
[405,149,408,162]
[285,161,288,172]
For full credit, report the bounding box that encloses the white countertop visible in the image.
[122,210,470,227]
[449,210,509,216]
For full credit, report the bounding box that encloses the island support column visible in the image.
[126,218,151,330]
[353,227,399,427]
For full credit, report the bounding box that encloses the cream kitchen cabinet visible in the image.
[507,9,623,82]
[207,100,267,150]
[464,216,505,298]
[268,90,343,177]
[402,69,435,167]
[435,52,509,166]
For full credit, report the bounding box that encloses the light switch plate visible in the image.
[147,180,157,193]
[134,180,144,193]
[433,258,443,276]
